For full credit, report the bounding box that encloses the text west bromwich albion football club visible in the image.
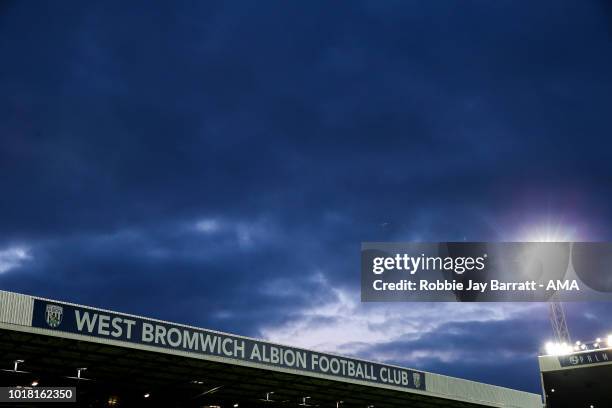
[63,308,421,388]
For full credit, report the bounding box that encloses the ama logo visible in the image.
[45,304,63,328]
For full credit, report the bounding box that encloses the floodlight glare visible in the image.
[545,342,572,356]
[607,334,612,347]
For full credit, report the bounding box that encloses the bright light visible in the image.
[31,381,38,387]
[594,343,599,348]
[144,393,150,398]
[575,341,581,345]
[607,335,612,347]
[517,221,577,243]
[580,344,587,350]
[545,342,573,356]
[233,403,239,407]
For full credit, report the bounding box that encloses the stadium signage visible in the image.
[558,350,612,367]
[31,300,425,391]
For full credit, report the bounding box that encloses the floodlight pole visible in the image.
[549,299,571,344]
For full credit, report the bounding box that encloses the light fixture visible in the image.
[197,385,223,397]
[233,404,239,407]
[545,342,572,356]
[1,360,30,375]
[14,360,24,371]
[31,380,39,387]
[66,367,92,381]
[550,389,555,393]
[259,391,276,402]
[144,393,150,398]
[607,334,612,347]
[545,342,555,355]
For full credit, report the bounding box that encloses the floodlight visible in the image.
[545,342,572,356]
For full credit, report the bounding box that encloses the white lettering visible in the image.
[75,311,97,333]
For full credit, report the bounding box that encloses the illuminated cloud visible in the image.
[260,272,544,364]
[0,247,31,274]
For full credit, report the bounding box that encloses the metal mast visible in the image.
[549,299,571,344]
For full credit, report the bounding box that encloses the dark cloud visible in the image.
[1,0,612,393]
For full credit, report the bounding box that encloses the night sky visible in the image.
[2,1,612,394]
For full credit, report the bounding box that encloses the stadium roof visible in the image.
[0,290,542,407]
[539,347,612,408]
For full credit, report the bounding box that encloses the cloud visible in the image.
[195,219,220,233]
[0,246,31,274]
[259,276,544,358]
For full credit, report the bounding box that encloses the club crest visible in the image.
[413,372,422,388]
[45,304,63,328]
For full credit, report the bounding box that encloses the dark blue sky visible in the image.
[1,0,612,394]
